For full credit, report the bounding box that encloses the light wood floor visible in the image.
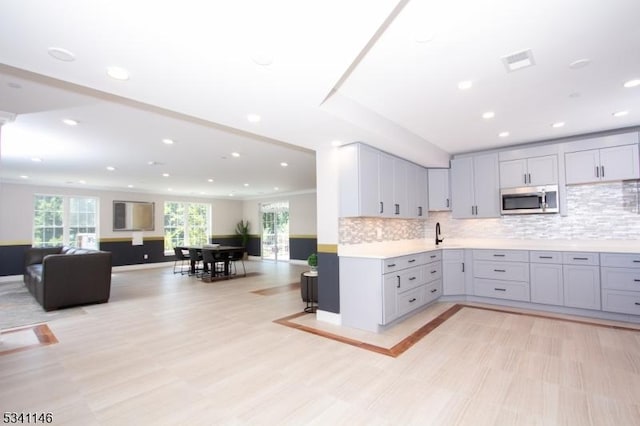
[1,261,640,425]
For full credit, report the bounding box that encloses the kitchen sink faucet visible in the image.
[435,222,444,245]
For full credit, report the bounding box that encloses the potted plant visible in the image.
[235,220,250,258]
[307,253,318,275]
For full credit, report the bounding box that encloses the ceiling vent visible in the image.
[502,49,535,72]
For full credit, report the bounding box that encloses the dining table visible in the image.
[177,245,245,276]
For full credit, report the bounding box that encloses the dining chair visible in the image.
[228,249,246,277]
[187,248,204,277]
[173,247,190,275]
[202,249,226,280]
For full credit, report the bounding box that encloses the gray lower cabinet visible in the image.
[562,252,600,310]
[530,251,564,306]
[443,249,465,295]
[601,253,640,315]
[340,250,441,332]
[472,249,530,302]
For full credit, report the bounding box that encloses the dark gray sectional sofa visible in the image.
[24,246,112,311]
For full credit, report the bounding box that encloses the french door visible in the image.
[260,201,289,261]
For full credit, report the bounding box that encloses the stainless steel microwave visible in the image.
[500,185,559,215]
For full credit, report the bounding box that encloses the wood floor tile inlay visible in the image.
[0,324,58,356]
[274,304,640,358]
[252,282,299,296]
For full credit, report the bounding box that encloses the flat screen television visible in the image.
[113,200,155,231]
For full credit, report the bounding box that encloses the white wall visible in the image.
[0,182,243,244]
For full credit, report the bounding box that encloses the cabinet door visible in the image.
[381,273,399,324]
[565,149,599,185]
[443,259,465,295]
[358,144,381,216]
[599,144,640,182]
[406,164,427,218]
[499,159,527,188]
[393,158,409,217]
[451,157,475,218]
[428,169,451,211]
[527,155,558,186]
[416,166,428,218]
[563,265,601,310]
[379,153,395,217]
[530,263,563,305]
[473,154,500,218]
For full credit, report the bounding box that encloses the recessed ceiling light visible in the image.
[229,193,235,197]
[207,178,214,183]
[274,187,279,191]
[331,140,342,147]
[48,47,76,62]
[31,157,42,162]
[244,183,250,187]
[247,114,261,123]
[280,162,288,167]
[162,138,174,145]
[162,173,170,177]
[569,59,590,69]
[127,184,134,188]
[106,66,130,81]
[482,111,495,119]
[498,131,510,138]
[231,152,240,157]
[62,118,78,126]
[200,192,205,195]
[79,180,86,184]
[106,166,116,171]
[20,175,28,179]
[457,80,472,90]
[168,188,173,192]
[623,79,640,88]
[612,110,629,117]
[552,122,565,128]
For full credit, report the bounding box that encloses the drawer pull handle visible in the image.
[636,302,640,306]
[409,276,417,281]
[388,263,396,268]
[494,288,506,292]
[573,257,589,261]
[493,254,506,257]
[634,260,640,263]
[409,298,417,303]
[431,288,438,293]
[494,269,506,273]
[408,259,416,263]
[634,279,640,282]
[539,256,553,259]
[430,255,437,258]
[431,270,437,274]
[397,276,401,288]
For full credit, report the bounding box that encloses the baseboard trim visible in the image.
[316,309,341,325]
[112,261,174,272]
[0,275,21,283]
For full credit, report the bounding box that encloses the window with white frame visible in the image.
[33,195,99,248]
[164,201,211,252]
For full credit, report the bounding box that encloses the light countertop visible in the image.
[338,238,640,259]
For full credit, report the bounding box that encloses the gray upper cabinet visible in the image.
[565,144,639,185]
[428,169,451,211]
[500,155,558,188]
[339,143,428,218]
[451,154,500,219]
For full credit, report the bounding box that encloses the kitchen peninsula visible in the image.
[339,238,640,332]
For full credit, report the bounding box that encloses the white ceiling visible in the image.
[1,0,639,198]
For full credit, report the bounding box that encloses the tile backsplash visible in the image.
[339,181,640,244]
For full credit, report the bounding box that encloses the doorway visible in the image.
[260,201,290,261]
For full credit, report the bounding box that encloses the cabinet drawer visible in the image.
[397,286,425,317]
[473,260,529,282]
[473,249,529,262]
[600,253,640,268]
[384,253,426,273]
[474,278,530,302]
[530,251,563,264]
[601,267,640,292]
[397,267,424,293]
[425,250,442,263]
[424,279,442,304]
[602,290,640,315]
[563,252,599,265]
[424,261,442,283]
